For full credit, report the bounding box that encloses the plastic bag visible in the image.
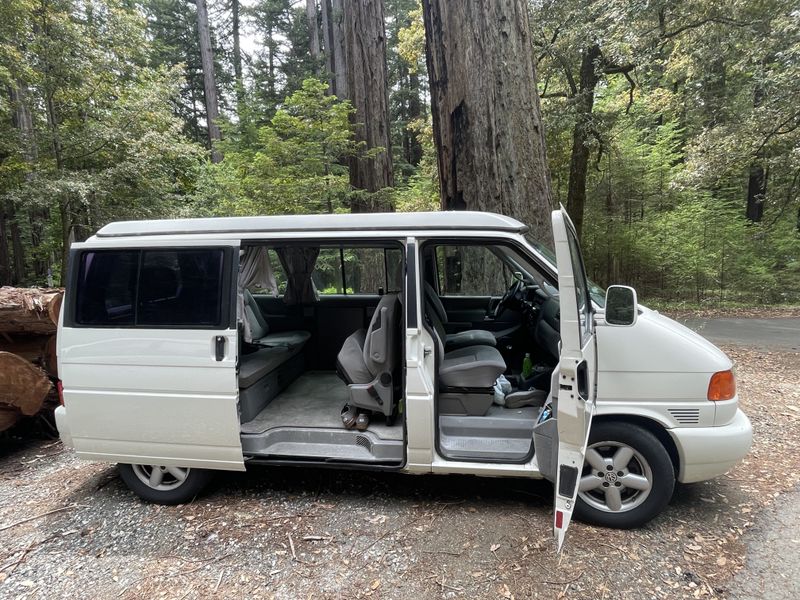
[493,374,513,406]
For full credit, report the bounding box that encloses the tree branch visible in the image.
[602,63,636,113]
[660,16,751,40]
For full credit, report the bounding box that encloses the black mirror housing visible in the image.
[604,285,638,326]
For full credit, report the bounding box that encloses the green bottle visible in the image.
[522,352,533,379]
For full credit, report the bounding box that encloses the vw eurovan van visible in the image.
[54,208,752,547]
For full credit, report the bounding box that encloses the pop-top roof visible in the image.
[94,211,528,238]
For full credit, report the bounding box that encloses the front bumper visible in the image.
[54,405,73,448]
[668,408,753,483]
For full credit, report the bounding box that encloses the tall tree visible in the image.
[421,0,553,241]
[320,0,347,98]
[195,0,222,161]
[305,0,321,65]
[231,0,244,111]
[342,0,394,207]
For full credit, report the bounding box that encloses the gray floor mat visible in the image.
[240,371,403,441]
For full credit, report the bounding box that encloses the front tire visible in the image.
[118,464,214,505]
[574,421,675,528]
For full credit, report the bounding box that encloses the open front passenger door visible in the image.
[551,206,597,551]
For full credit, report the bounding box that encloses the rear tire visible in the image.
[574,421,675,529]
[118,464,214,505]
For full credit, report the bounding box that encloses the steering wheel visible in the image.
[491,277,525,319]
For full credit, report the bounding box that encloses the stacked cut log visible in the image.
[0,287,63,433]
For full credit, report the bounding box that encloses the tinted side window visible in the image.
[138,249,224,326]
[74,248,226,327]
[76,251,139,325]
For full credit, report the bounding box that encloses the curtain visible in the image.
[239,246,277,294]
[276,246,320,305]
[238,247,277,343]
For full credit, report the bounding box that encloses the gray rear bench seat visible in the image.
[238,346,305,422]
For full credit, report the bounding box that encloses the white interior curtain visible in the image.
[238,247,278,342]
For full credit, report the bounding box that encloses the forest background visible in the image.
[1,0,798,306]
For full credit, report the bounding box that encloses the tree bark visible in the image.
[9,206,25,284]
[745,165,767,222]
[232,0,244,112]
[321,0,336,93]
[746,59,769,223]
[321,0,348,98]
[195,0,222,162]
[422,0,554,244]
[565,45,601,240]
[0,208,10,285]
[342,0,394,207]
[332,0,348,99]
[0,287,62,334]
[306,0,321,65]
[0,351,52,416]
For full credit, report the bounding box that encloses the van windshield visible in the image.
[525,235,606,308]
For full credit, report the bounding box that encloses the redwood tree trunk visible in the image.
[745,165,767,222]
[422,0,553,243]
[232,0,244,111]
[342,0,394,208]
[195,0,222,162]
[321,0,348,98]
[565,44,601,240]
[0,208,10,285]
[306,0,321,64]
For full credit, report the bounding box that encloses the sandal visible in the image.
[340,404,357,429]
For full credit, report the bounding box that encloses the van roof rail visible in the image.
[95,211,529,238]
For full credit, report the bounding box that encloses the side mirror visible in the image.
[604,285,638,326]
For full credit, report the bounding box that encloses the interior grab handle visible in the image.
[576,360,588,399]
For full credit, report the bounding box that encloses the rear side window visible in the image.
[74,248,227,328]
[76,251,138,325]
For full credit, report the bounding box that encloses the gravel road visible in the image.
[679,318,800,351]
[1,336,798,599]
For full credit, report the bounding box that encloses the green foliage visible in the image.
[2,0,797,306]
[532,0,800,305]
[191,79,360,216]
[0,0,206,284]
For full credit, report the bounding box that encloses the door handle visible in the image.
[215,336,226,361]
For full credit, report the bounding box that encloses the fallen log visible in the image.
[0,406,21,432]
[43,335,58,379]
[0,333,50,363]
[0,351,52,416]
[0,286,63,334]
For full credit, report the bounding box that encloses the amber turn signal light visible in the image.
[707,370,736,401]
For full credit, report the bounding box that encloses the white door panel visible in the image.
[551,207,597,551]
[59,243,244,471]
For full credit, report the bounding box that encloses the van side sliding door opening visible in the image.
[236,240,407,467]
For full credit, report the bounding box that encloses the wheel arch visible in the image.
[591,414,680,476]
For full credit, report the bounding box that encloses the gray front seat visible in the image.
[244,289,311,349]
[425,293,506,390]
[336,293,401,418]
[424,282,497,351]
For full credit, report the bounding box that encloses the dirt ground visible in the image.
[1,344,798,600]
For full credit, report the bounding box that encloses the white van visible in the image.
[54,208,752,547]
